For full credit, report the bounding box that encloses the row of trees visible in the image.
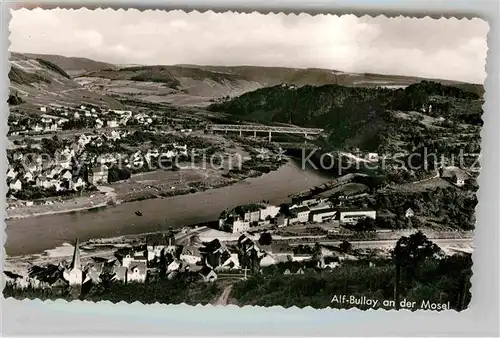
[232,232,472,311]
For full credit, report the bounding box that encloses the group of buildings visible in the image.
[218,198,377,234]
[6,102,196,201]
[8,103,162,137]
[5,223,358,291]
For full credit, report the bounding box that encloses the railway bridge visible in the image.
[208,124,324,142]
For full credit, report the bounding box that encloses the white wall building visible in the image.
[339,209,376,224]
[310,208,337,223]
[259,205,280,220]
[244,210,260,223]
[294,206,311,223]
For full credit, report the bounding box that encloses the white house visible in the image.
[32,124,43,133]
[200,267,217,283]
[294,206,311,223]
[167,260,181,273]
[35,175,51,189]
[231,218,251,233]
[9,179,22,191]
[405,208,415,218]
[107,120,119,128]
[39,106,47,112]
[259,254,278,267]
[310,208,337,223]
[339,209,377,224]
[219,254,240,271]
[90,165,109,185]
[23,171,34,182]
[6,168,17,179]
[244,210,260,223]
[260,204,280,220]
[367,153,379,162]
[69,177,86,191]
[127,262,147,283]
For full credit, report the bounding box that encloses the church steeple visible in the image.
[70,238,81,270]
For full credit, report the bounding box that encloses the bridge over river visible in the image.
[208,124,324,141]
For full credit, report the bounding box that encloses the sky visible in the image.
[9,9,489,83]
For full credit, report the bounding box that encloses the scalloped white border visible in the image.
[1,4,498,337]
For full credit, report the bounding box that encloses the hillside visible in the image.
[208,81,483,152]
[9,53,122,109]
[20,52,118,77]
[78,63,484,107]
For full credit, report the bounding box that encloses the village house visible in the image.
[219,215,251,233]
[293,206,311,223]
[35,175,52,189]
[69,177,86,191]
[259,204,280,220]
[121,253,148,283]
[90,165,109,185]
[405,208,415,218]
[32,124,43,133]
[146,233,175,261]
[219,254,240,271]
[6,167,17,179]
[366,152,379,162]
[244,209,261,223]
[127,262,147,283]
[440,166,469,187]
[452,172,466,187]
[275,215,289,228]
[9,178,22,191]
[23,171,34,183]
[309,208,337,223]
[107,120,119,128]
[180,245,202,265]
[338,209,377,224]
[199,267,217,283]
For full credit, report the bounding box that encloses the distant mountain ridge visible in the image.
[18,52,118,77]
[8,53,122,109]
[10,52,484,108]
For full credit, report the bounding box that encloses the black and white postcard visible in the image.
[4,9,487,311]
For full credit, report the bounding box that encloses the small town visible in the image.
[5,9,484,313]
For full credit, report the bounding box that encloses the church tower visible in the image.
[70,237,81,270]
[63,238,83,285]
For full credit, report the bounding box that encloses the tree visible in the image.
[8,92,24,105]
[339,240,352,253]
[159,250,167,280]
[258,232,273,246]
[279,203,292,217]
[392,231,442,309]
[312,242,322,262]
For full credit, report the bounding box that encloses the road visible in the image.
[289,238,473,249]
[214,284,233,306]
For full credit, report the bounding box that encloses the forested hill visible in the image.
[208,81,483,151]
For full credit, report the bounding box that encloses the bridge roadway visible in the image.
[208,124,324,141]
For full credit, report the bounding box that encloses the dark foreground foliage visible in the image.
[4,275,221,306]
[232,253,472,311]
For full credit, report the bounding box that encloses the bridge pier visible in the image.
[254,131,256,137]
[239,130,242,137]
[268,131,272,142]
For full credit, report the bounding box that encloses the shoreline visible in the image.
[5,159,288,221]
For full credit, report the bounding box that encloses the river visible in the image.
[5,160,332,256]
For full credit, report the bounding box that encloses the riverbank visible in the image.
[5,147,285,220]
[6,159,333,256]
